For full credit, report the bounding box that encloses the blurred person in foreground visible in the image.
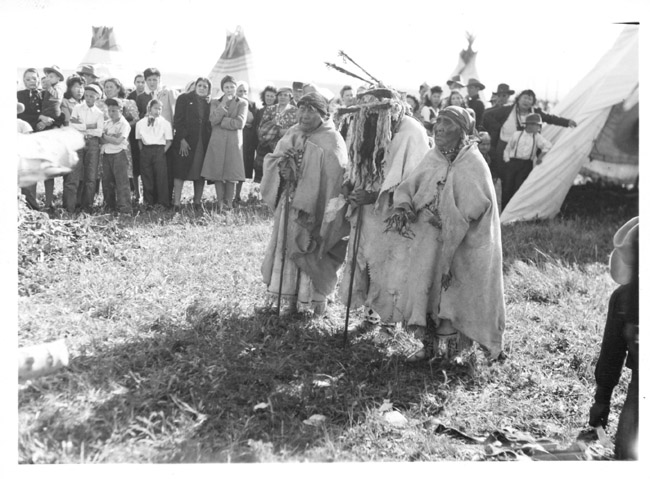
[588,217,638,460]
[260,92,348,317]
[385,106,506,363]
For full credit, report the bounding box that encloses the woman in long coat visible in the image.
[201,75,248,210]
[171,77,212,208]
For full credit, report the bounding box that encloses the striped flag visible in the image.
[77,26,133,82]
[208,26,257,94]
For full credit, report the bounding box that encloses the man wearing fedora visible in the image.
[465,78,486,129]
[491,83,515,109]
[77,65,100,85]
[589,217,638,460]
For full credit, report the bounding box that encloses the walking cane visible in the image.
[276,188,291,316]
[342,205,364,347]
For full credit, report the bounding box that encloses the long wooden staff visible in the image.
[277,188,291,316]
[343,205,364,346]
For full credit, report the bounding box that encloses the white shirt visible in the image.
[70,102,104,138]
[102,115,131,154]
[135,116,173,145]
[503,130,553,163]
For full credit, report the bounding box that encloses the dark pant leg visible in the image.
[166,149,174,205]
[112,150,132,213]
[81,138,100,210]
[63,154,84,213]
[615,371,638,460]
[155,147,170,207]
[140,146,155,206]
[511,160,533,203]
[102,153,117,210]
[501,159,529,210]
[20,184,40,210]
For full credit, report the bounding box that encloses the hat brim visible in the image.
[493,90,515,96]
[609,249,634,285]
[44,68,64,81]
[468,83,486,90]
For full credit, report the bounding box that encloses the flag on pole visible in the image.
[208,26,258,94]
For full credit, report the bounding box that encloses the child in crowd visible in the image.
[136,99,173,208]
[68,84,104,213]
[501,113,553,209]
[38,66,66,210]
[101,98,133,214]
[17,69,42,210]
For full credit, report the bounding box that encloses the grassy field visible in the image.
[17,181,638,463]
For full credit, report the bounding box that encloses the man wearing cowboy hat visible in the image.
[589,217,638,460]
[76,64,100,85]
[491,83,515,109]
[465,78,486,129]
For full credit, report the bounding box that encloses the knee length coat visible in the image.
[171,91,211,180]
[201,96,248,181]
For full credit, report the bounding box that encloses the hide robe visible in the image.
[391,142,506,357]
[260,120,348,308]
[337,115,430,320]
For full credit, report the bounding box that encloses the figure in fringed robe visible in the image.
[334,88,430,324]
[261,93,348,315]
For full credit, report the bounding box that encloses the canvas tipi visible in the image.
[208,26,257,95]
[501,25,638,224]
[77,26,134,83]
[448,33,481,94]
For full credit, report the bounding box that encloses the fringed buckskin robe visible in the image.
[391,142,506,357]
[261,120,348,305]
[337,116,430,320]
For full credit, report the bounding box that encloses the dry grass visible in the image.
[17,182,638,463]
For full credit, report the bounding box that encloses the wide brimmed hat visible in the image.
[292,81,304,91]
[493,83,515,96]
[524,113,542,125]
[466,78,485,90]
[43,65,64,82]
[84,83,103,96]
[76,64,99,78]
[18,102,25,114]
[357,87,398,100]
[609,217,638,285]
[446,75,465,88]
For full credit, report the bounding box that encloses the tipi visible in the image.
[77,26,134,82]
[448,33,481,92]
[208,26,257,94]
[501,24,638,224]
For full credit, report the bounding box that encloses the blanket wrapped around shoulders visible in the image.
[260,120,349,295]
[391,142,506,357]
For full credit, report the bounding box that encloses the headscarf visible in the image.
[438,106,474,136]
[297,92,329,118]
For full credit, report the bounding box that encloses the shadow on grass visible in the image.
[501,184,638,269]
[19,304,475,463]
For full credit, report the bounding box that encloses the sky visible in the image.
[1,0,643,101]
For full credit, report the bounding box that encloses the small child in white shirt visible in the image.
[101,98,132,214]
[501,113,553,209]
[135,99,173,208]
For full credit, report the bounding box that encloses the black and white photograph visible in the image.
[3,0,645,474]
